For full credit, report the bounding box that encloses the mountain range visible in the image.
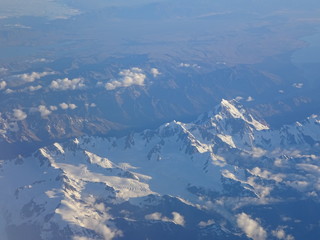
[1,99,319,240]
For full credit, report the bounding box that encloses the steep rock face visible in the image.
[1,99,320,240]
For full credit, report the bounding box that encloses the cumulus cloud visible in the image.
[235,96,243,101]
[59,102,69,110]
[105,67,146,90]
[250,167,284,182]
[5,88,14,94]
[145,212,163,221]
[38,105,52,118]
[145,212,185,226]
[13,109,27,121]
[0,80,6,90]
[272,227,294,240]
[28,85,42,91]
[50,78,85,90]
[85,103,96,108]
[19,71,54,83]
[292,83,303,89]
[251,147,267,158]
[59,102,77,110]
[236,213,267,240]
[198,219,215,227]
[247,96,254,102]
[7,71,55,87]
[247,176,272,198]
[172,212,185,226]
[69,103,77,110]
[150,68,161,77]
[49,106,58,111]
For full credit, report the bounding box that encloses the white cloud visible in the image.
[49,106,58,111]
[286,180,309,191]
[50,78,85,91]
[250,167,283,182]
[13,109,27,121]
[59,102,77,110]
[7,71,55,87]
[19,71,54,83]
[85,103,96,108]
[69,103,77,110]
[198,219,215,227]
[251,147,267,158]
[272,227,295,240]
[0,81,6,90]
[179,63,201,69]
[236,213,267,240]
[180,63,191,67]
[292,83,303,89]
[235,96,243,101]
[28,85,42,91]
[145,212,162,221]
[59,102,69,110]
[172,212,185,226]
[38,105,52,118]
[247,176,272,198]
[297,163,320,175]
[145,212,185,226]
[0,67,7,73]
[105,67,146,90]
[5,88,14,94]
[73,237,91,240]
[150,68,161,77]
[30,58,49,63]
[247,96,254,102]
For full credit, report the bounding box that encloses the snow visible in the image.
[54,143,65,154]
[220,99,244,119]
[1,98,320,239]
[217,134,236,148]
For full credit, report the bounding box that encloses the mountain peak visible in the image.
[195,99,269,131]
[219,99,244,119]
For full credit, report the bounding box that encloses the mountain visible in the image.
[1,99,319,240]
[1,56,316,161]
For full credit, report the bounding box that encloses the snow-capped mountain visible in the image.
[1,99,320,240]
